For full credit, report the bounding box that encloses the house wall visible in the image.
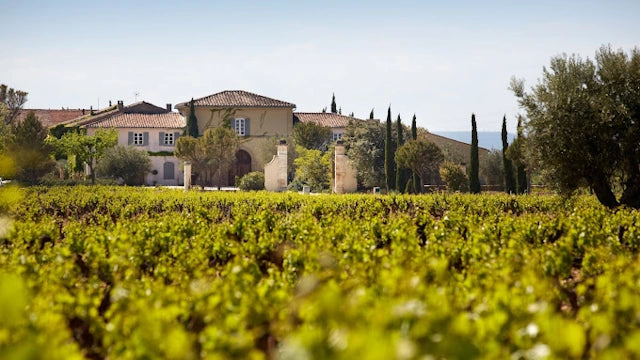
[187,107,294,170]
[86,127,183,184]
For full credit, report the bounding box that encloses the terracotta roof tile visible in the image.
[16,109,86,128]
[294,112,361,128]
[86,113,185,129]
[177,90,296,108]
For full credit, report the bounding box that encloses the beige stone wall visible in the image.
[264,143,288,191]
[334,144,358,193]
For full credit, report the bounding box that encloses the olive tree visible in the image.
[395,140,444,193]
[511,45,640,208]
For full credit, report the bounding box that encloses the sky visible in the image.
[1,0,638,132]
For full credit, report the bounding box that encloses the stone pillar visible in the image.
[183,161,192,191]
[334,141,358,194]
[265,140,288,191]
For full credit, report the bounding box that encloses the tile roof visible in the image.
[294,112,362,128]
[176,90,296,108]
[16,109,86,128]
[61,101,179,128]
[86,113,185,129]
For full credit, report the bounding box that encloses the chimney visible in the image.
[166,103,172,112]
[117,100,124,111]
[109,100,112,107]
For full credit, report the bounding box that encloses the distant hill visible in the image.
[433,131,516,151]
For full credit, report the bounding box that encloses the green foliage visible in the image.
[187,98,199,137]
[481,149,504,187]
[293,121,332,150]
[384,107,395,191]
[4,187,640,358]
[175,127,239,188]
[331,93,337,114]
[395,140,444,192]
[395,115,407,192]
[236,171,265,191]
[469,114,481,193]
[507,116,528,194]
[343,119,385,189]
[0,83,28,125]
[292,146,331,192]
[511,45,640,208]
[49,124,80,139]
[502,116,516,194]
[50,128,118,184]
[6,111,55,184]
[96,146,151,185]
[440,161,469,192]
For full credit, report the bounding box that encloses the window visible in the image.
[133,132,143,145]
[234,118,246,136]
[332,132,343,141]
[164,132,174,145]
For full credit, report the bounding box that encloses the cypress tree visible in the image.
[331,93,337,113]
[384,106,395,191]
[502,116,516,193]
[469,113,481,193]
[395,114,406,192]
[411,114,418,193]
[516,117,527,194]
[187,98,199,137]
[369,109,374,120]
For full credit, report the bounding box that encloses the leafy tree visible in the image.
[236,171,265,191]
[507,115,528,194]
[480,149,504,187]
[469,114,481,193]
[395,140,444,193]
[175,126,239,189]
[7,111,54,183]
[187,98,199,137]
[410,114,418,192]
[384,107,395,191]
[331,93,337,114]
[292,146,331,192]
[52,128,118,184]
[395,114,406,192]
[0,84,28,125]
[96,146,151,185]
[511,46,640,208]
[342,119,386,189]
[501,116,516,194]
[440,161,469,192]
[294,121,332,150]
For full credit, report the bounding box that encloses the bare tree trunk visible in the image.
[591,175,619,209]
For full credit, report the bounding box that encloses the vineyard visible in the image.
[2,186,640,359]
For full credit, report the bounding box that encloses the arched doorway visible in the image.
[229,149,252,185]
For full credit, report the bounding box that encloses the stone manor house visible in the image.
[56,90,358,187]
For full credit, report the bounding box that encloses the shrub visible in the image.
[236,171,265,191]
[96,146,151,185]
[440,161,468,192]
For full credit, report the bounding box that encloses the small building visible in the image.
[65,101,186,185]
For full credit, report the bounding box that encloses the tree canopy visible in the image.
[293,121,332,150]
[395,140,444,193]
[511,45,640,208]
[96,146,151,185]
[0,84,28,125]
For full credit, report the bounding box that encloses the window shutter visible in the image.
[159,132,165,145]
[174,132,181,142]
[128,132,133,145]
[143,132,149,146]
[245,118,250,136]
[230,118,236,132]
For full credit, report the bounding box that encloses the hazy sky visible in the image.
[1,0,638,131]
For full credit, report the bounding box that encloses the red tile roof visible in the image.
[294,112,361,128]
[16,109,85,128]
[177,90,296,108]
[86,113,185,129]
